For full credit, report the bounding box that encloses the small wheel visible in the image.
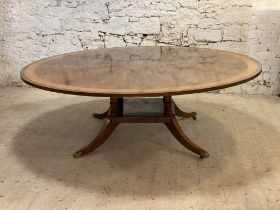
[192,116,197,120]
[73,151,83,158]
[199,151,209,158]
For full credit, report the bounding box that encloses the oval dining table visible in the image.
[21,46,262,159]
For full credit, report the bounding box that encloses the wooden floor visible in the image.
[0,87,279,210]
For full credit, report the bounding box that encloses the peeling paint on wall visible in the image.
[0,0,279,95]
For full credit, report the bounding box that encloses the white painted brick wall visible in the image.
[0,0,279,95]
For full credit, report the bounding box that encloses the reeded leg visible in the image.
[92,108,110,119]
[73,119,118,158]
[165,117,209,158]
[173,101,197,120]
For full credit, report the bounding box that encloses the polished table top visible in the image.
[21,46,261,97]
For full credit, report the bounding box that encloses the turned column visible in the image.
[109,97,123,117]
[163,96,175,116]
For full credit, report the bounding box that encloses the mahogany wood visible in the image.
[111,116,171,123]
[73,119,118,158]
[20,46,262,159]
[163,96,174,116]
[165,117,209,158]
[92,108,110,119]
[173,101,197,120]
[21,46,262,97]
[75,96,209,159]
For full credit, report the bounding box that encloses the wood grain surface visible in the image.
[21,46,262,97]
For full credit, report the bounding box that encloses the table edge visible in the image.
[20,46,262,97]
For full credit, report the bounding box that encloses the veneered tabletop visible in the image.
[20,46,262,158]
[21,46,261,97]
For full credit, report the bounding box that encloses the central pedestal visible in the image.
[74,96,209,159]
